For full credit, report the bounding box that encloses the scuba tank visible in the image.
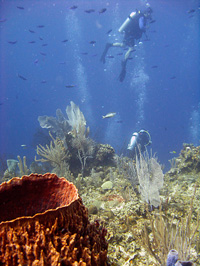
[127,132,139,151]
[118,11,137,33]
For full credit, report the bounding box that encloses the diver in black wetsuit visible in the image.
[100,4,153,82]
[127,129,152,158]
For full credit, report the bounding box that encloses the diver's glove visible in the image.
[118,60,127,82]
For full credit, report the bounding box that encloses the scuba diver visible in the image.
[127,129,152,158]
[100,3,153,82]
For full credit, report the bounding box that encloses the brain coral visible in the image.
[0,173,108,265]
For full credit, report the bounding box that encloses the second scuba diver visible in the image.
[100,3,153,82]
[127,129,152,158]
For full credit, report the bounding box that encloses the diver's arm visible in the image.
[139,16,146,32]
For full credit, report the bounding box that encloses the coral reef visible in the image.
[2,155,30,182]
[141,187,199,265]
[36,102,115,177]
[168,144,200,176]
[95,144,115,166]
[2,98,200,266]
[78,145,200,265]
[0,173,108,265]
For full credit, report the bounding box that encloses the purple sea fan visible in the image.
[167,249,178,266]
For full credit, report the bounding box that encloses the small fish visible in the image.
[0,18,7,23]
[65,85,76,88]
[170,76,176,79]
[18,74,27,80]
[39,37,43,40]
[151,65,158,68]
[17,6,24,10]
[106,29,112,34]
[149,19,156,24]
[37,25,45,28]
[34,59,39,64]
[42,43,48,46]
[169,151,176,154]
[89,41,96,44]
[69,5,78,10]
[28,41,36,43]
[187,9,195,14]
[81,52,88,55]
[29,29,35,33]
[102,112,116,119]
[8,41,17,44]
[116,53,123,56]
[116,120,123,123]
[21,144,27,148]
[107,55,114,58]
[62,39,68,43]
[40,52,46,56]
[99,8,107,14]
[85,9,95,13]
[41,80,47,83]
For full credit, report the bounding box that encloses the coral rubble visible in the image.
[0,173,108,265]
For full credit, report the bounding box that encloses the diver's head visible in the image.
[144,3,153,20]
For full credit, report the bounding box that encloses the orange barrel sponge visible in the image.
[0,173,108,265]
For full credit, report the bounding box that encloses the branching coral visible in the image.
[17,155,29,176]
[35,132,70,176]
[141,187,199,265]
[72,135,95,175]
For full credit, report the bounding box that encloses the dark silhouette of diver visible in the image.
[100,4,153,82]
[127,129,152,158]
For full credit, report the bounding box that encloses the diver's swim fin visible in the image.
[100,43,112,64]
[118,60,127,82]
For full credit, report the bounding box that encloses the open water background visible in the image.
[0,0,199,171]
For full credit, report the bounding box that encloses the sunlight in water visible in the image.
[65,11,93,125]
[131,44,149,129]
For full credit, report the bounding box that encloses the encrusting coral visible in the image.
[0,173,108,265]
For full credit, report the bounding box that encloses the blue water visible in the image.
[0,0,199,171]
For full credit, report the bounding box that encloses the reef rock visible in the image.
[0,173,108,265]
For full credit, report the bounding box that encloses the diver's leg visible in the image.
[100,43,112,64]
[112,42,124,48]
[125,46,134,60]
[119,47,135,82]
[119,60,127,82]
[100,42,124,64]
